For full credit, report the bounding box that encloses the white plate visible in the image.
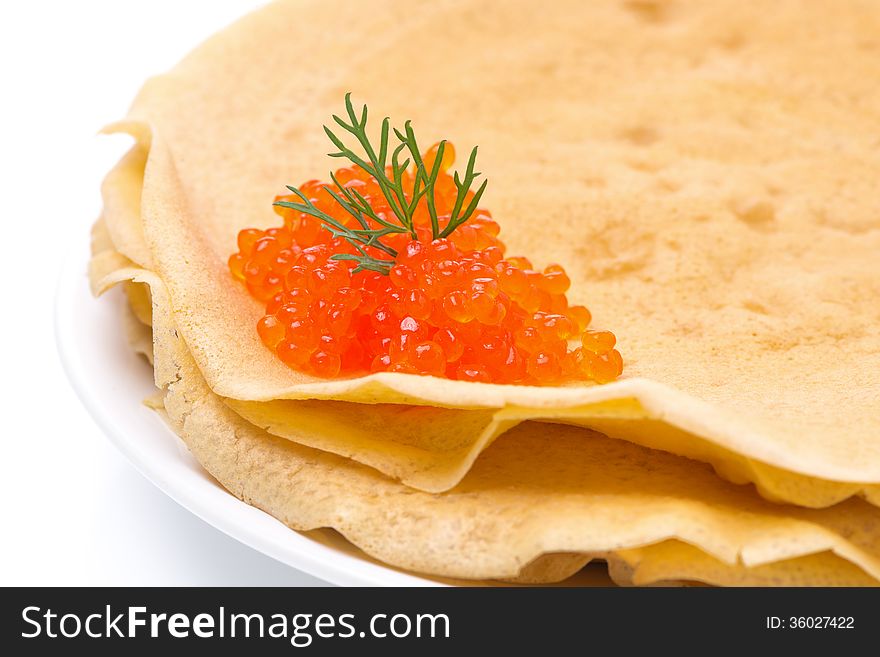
[55,249,448,586]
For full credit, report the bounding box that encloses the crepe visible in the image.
[90,252,880,585]
[90,0,880,585]
[97,0,880,508]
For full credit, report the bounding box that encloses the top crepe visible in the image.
[106,0,880,500]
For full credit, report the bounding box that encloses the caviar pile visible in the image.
[229,144,622,384]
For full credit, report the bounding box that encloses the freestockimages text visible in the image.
[20,605,450,646]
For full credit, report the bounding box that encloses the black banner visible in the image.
[1,587,876,654]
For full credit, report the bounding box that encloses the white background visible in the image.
[0,0,325,585]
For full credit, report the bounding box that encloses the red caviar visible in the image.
[229,143,621,384]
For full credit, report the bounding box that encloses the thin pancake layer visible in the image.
[105,0,880,505]
[224,396,880,506]
[613,541,878,587]
[100,140,153,268]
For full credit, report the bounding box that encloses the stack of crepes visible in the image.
[89,0,880,585]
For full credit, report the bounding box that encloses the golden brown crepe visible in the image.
[90,0,880,584]
[96,0,880,508]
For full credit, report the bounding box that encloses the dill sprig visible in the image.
[273,94,488,275]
